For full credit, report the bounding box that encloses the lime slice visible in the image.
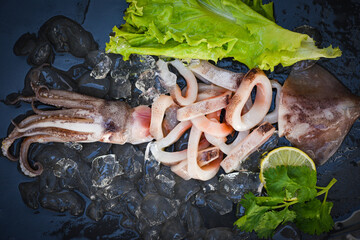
[259,146,316,184]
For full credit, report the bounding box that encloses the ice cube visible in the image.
[91,154,123,188]
[136,217,149,235]
[205,227,235,240]
[140,193,177,226]
[53,158,78,178]
[86,51,112,79]
[86,200,105,221]
[201,176,219,193]
[144,158,161,179]
[123,189,143,218]
[31,143,78,167]
[218,172,261,203]
[110,69,129,84]
[108,76,132,100]
[179,202,204,233]
[194,192,207,208]
[120,213,137,230]
[155,167,176,198]
[130,55,167,105]
[205,193,233,215]
[129,55,156,71]
[109,54,162,103]
[142,225,162,240]
[102,197,125,214]
[135,71,166,105]
[112,144,144,181]
[188,228,208,240]
[39,168,62,193]
[38,190,85,216]
[107,54,132,99]
[174,179,201,202]
[138,176,158,196]
[101,176,134,200]
[160,217,187,240]
[77,72,110,98]
[67,64,90,81]
[64,142,83,151]
[66,161,93,198]
[80,142,112,163]
[135,70,156,93]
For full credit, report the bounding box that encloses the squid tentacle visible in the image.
[3,125,95,162]
[31,101,95,119]
[19,135,45,177]
[19,131,94,177]
[34,85,103,110]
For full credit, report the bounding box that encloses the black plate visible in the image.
[0,0,359,239]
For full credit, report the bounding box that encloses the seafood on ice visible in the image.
[2,58,359,180]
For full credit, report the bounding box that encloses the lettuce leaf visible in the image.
[241,0,274,22]
[106,0,341,71]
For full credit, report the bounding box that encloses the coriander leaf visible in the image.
[234,205,271,232]
[255,208,296,238]
[240,193,272,218]
[286,165,317,188]
[235,193,271,232]
[240,192,257,211]
[292,198,322,219]
[282,208,297,223]
[264,166,317,202]
[293,199,334,235]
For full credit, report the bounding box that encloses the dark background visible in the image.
[0,0,359,239]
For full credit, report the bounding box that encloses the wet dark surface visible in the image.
[0,0,359,239]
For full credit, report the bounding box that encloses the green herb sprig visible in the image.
[234,165,337,238]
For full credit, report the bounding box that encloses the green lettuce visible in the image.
[106,0,341,71]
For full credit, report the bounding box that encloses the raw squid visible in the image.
[1,59,288,181]
[188,60,244,91]
[1,68,152,177]
[225,68,273,131]
[278,64,360,165]
[220,122,275,173]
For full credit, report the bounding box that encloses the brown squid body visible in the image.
[278,64,360,165]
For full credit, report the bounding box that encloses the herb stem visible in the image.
[269,178,337,210]
[270,200,298,210]
[316,178,337,197]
